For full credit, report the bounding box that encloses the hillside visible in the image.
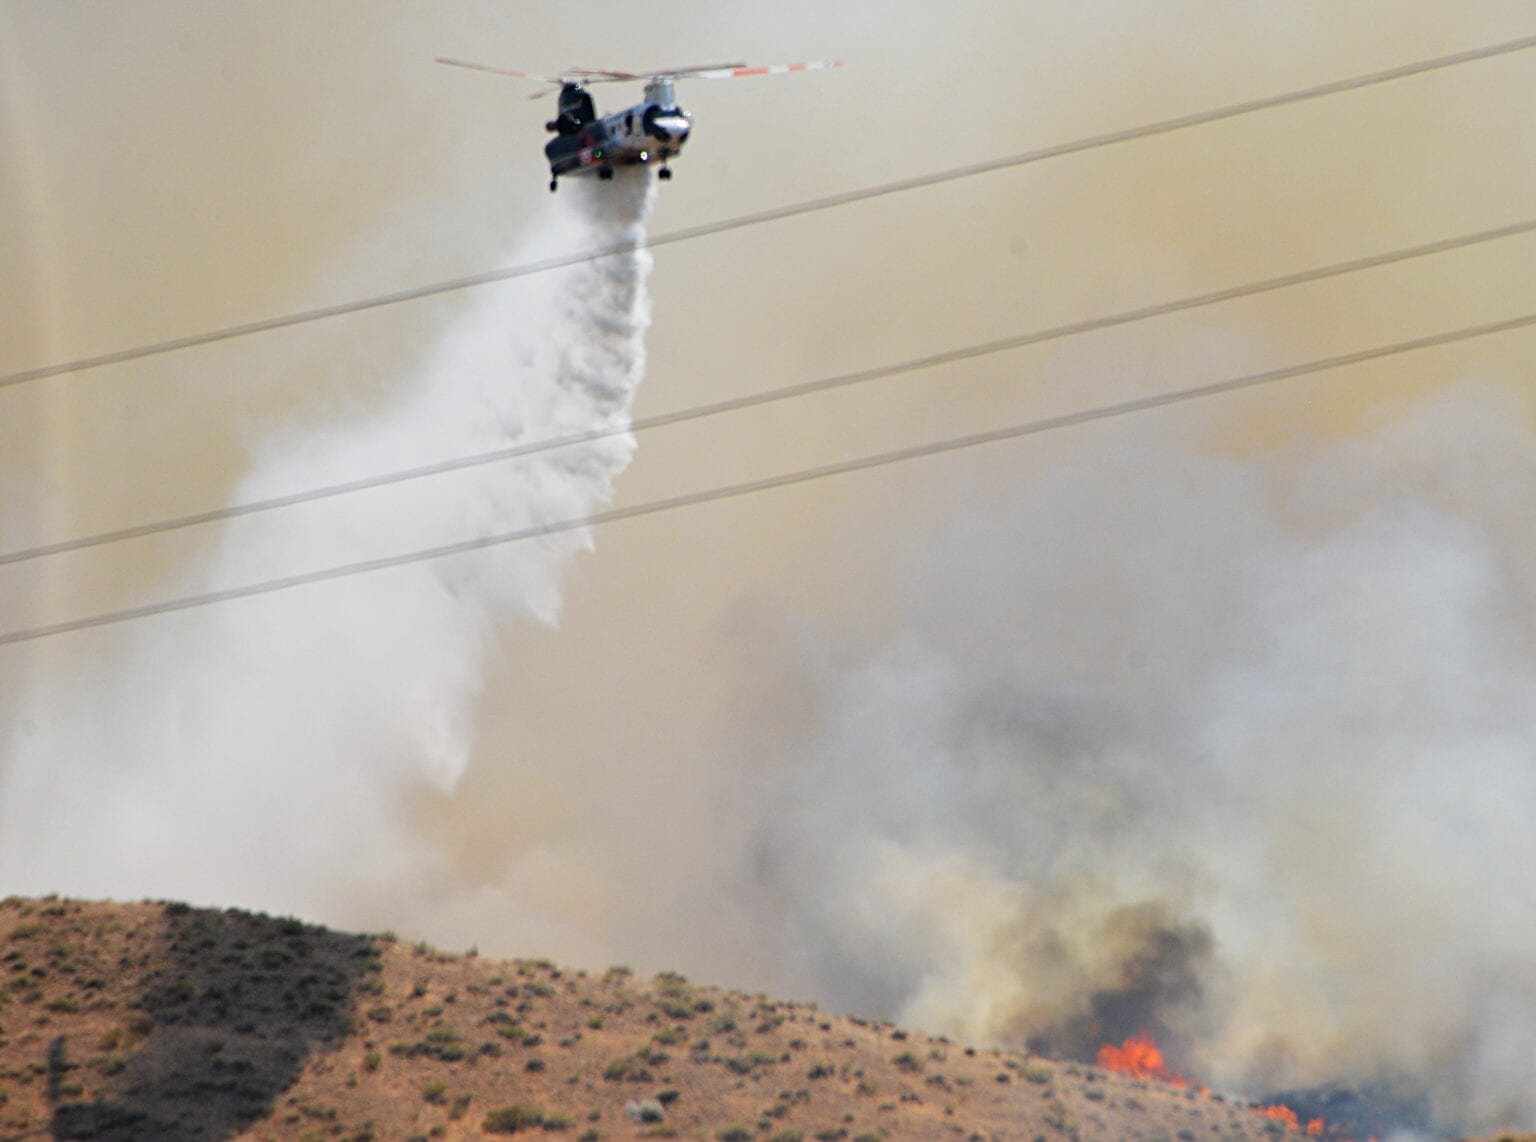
[0,897,1421,1140]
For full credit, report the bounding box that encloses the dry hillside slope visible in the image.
[0,897,1383,1140]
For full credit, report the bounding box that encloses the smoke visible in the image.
[728,383,1536,1132]
[4,5,1535,1137]
[0,170,656,919]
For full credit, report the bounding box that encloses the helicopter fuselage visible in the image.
[543,79,691,188]
[437,57,841,192]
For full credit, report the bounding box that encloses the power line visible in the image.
[2,31,1532,392]
[3,216,1531,570]
[3,309,1531,649]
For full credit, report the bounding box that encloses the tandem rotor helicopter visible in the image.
[436,56,843,191]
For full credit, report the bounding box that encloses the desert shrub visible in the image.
[603,1056,652,1083]
[392,1034,467,1062]
[892,1051,922,1072]
[717,1126,753,1142]
[625,1099,665,1124]
[1024,1062,1053,1084]
[731,1051,780,1075]
[484,1105,545,1133]
[422,1081,447,1105]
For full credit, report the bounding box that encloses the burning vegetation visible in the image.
[1097,1033,1334,1138]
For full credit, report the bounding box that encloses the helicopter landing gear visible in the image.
[598,165,614,181]
[658,166,673,181]
[549,178,558,193]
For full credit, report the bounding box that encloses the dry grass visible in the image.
[0,897,1372,1140]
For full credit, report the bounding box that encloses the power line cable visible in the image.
[3,308,1531,649]
[2,31,1532,393]
[3,216,1531,570]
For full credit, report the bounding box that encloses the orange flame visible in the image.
[1096,1033,1332,1137]
[1096,1032,1184,1084]
[1260,1104,1301,1130]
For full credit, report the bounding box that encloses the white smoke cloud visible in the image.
[0,171,656,920]
[3,5,1533,1135]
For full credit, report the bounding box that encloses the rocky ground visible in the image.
[0,897,1455,1140]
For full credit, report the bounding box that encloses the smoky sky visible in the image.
[3,2,1536,1133]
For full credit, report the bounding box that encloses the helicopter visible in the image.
[435,57,843,191]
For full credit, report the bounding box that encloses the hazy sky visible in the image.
[3,2,1536,1129]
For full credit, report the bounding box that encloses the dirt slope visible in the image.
[0,897,1356,1140]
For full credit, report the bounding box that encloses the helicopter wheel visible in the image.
[598,166,614,181]
[549,178,558,193]
[658,167,673,181]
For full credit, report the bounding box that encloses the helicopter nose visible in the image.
[649,112,691,144]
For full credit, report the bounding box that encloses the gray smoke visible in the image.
[3,6,1533,1136]
[729,384,1536,1132]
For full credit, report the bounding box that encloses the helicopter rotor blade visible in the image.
[437,55,843,87]
[621,62,747,78]
[435,57,565,83]
[675,59,844,80]
[563,68,645,81]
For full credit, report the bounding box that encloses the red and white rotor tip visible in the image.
[435,56,844,84]
[680,59,845,80]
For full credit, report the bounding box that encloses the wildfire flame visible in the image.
[1096,1033,1329,1137]
[1095,1031,1185,1085]
[1262,1105,1301,1130]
